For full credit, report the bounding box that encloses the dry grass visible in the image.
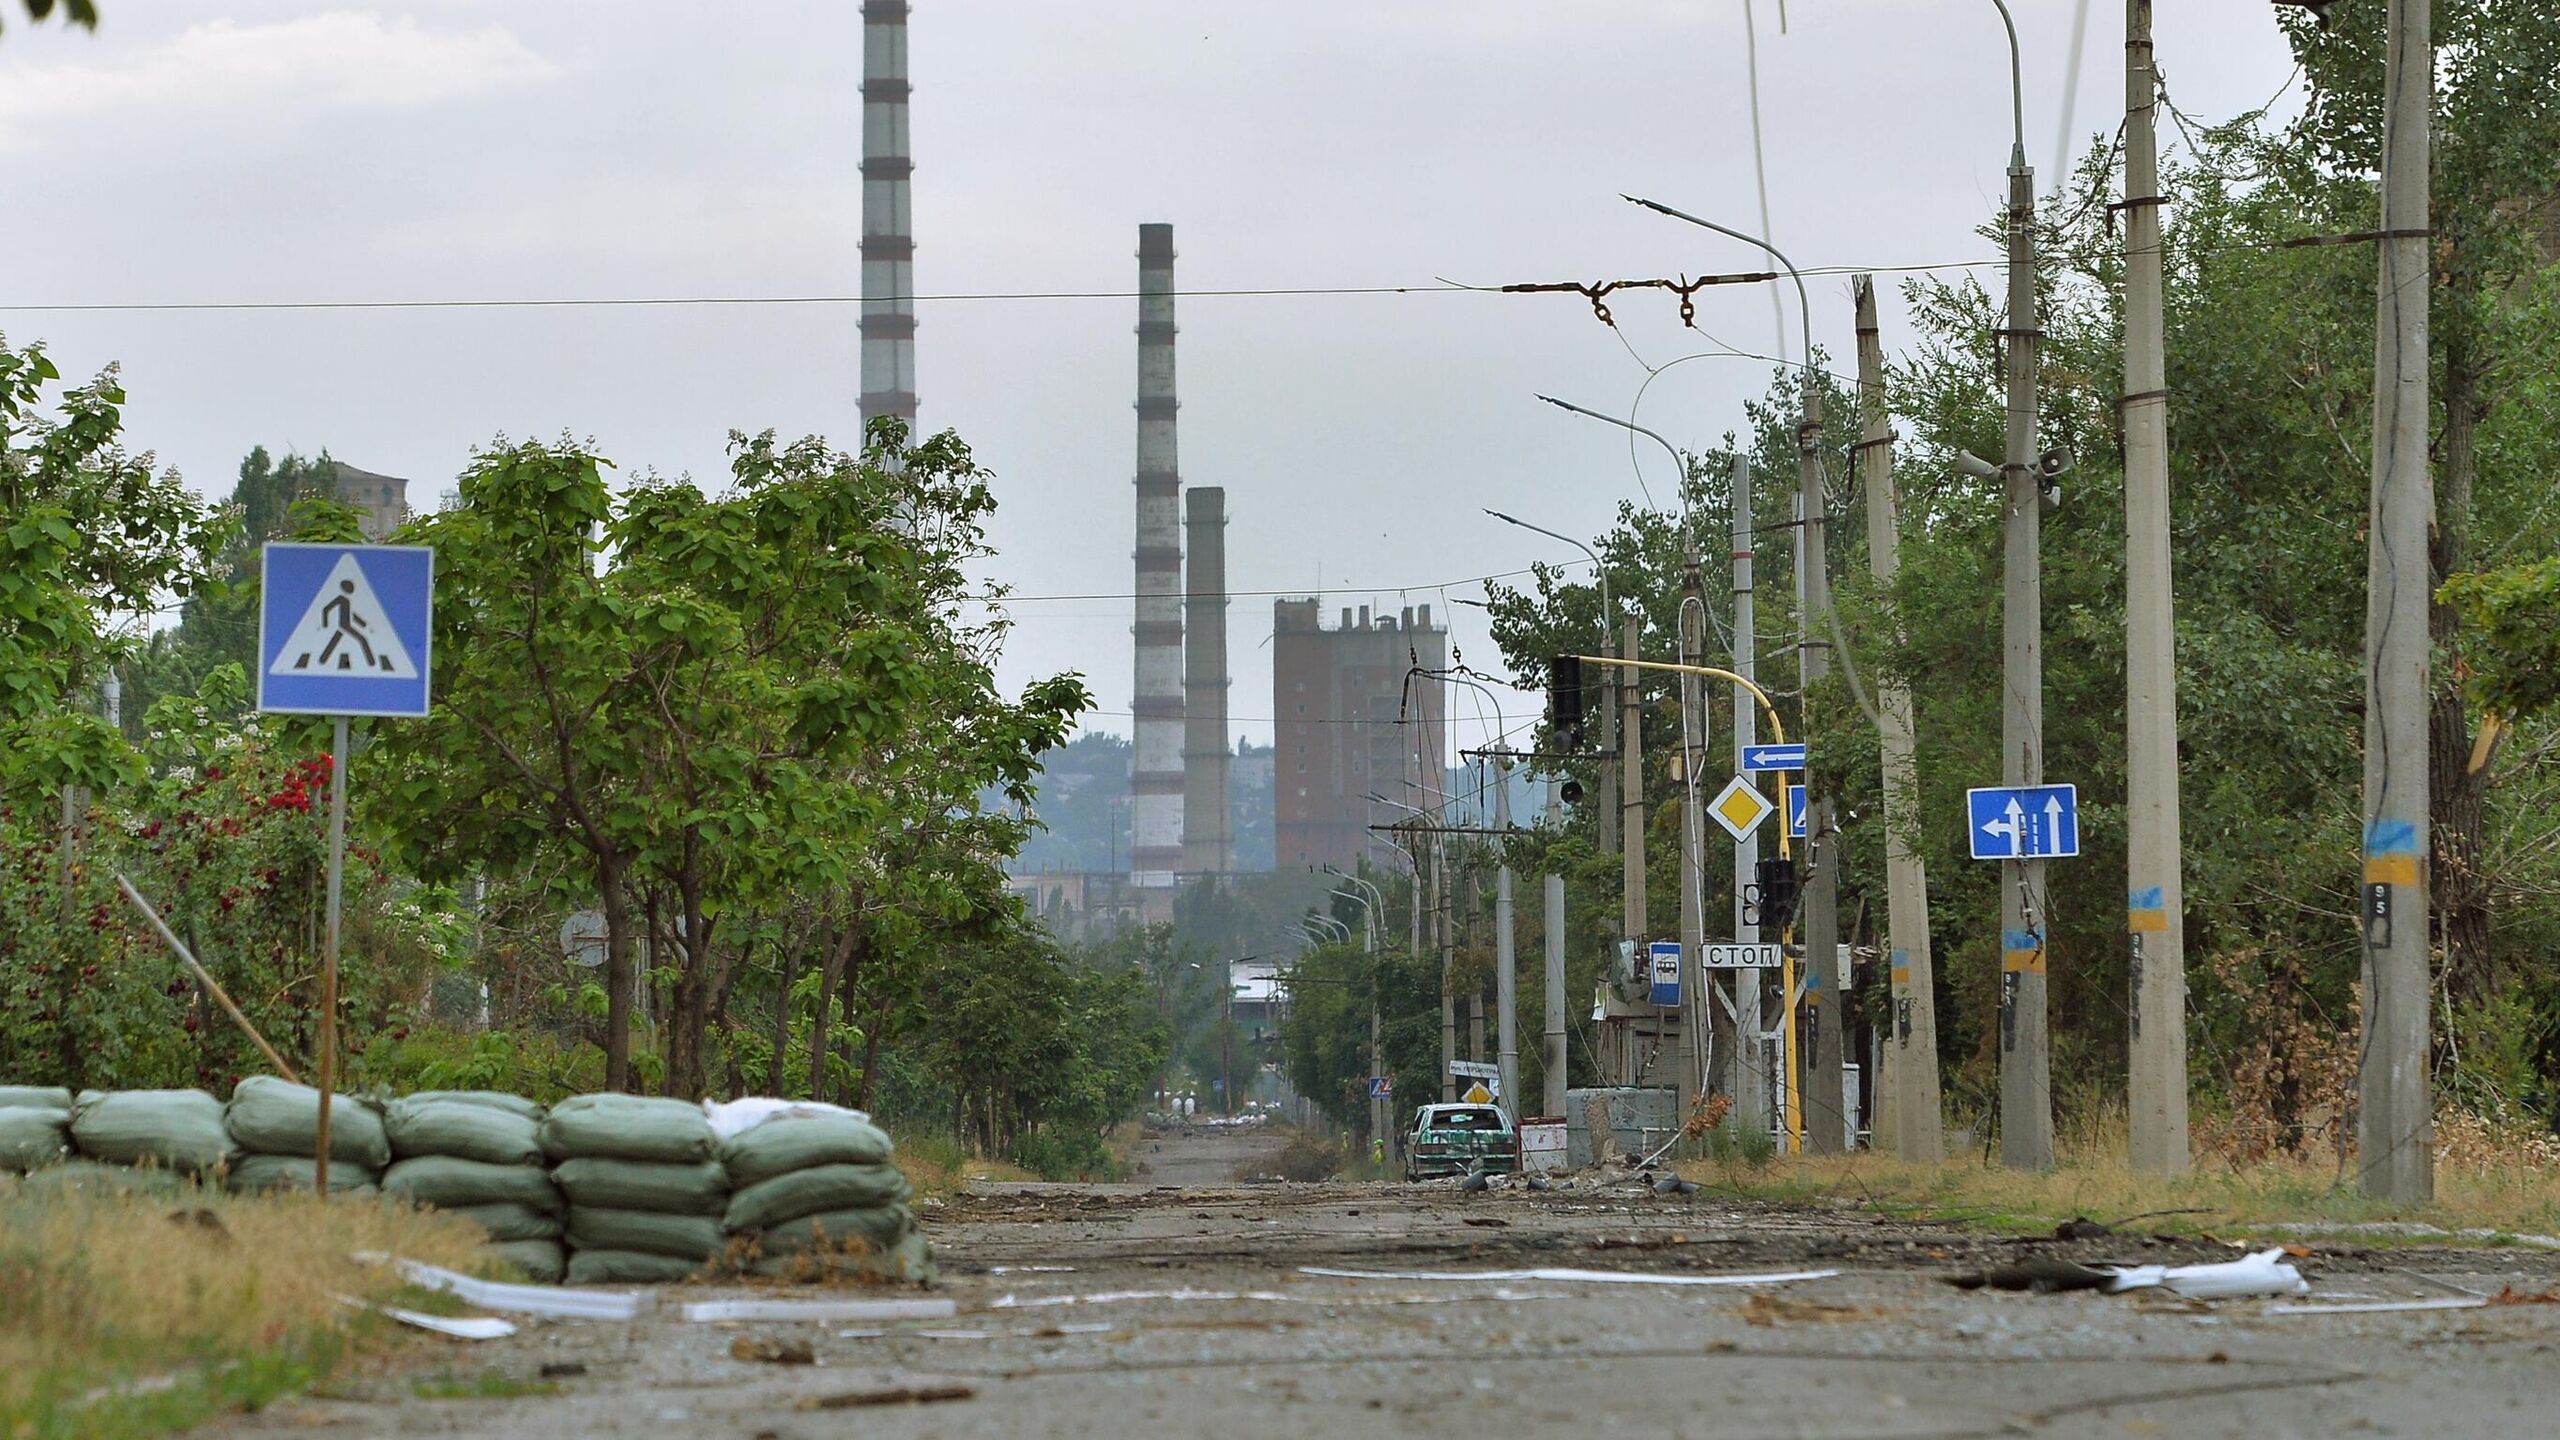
[0,1180,495,1439]
[1679,1109,2560,1243]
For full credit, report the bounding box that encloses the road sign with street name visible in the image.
[1967,783,2080,860]
[1648,941,1681,1006]
[1703,943,1782,969]
[1741,743,1806,772]
[1708,775,1773,841]
[1449,1060,1499,1079]
[1787,784,1808,839]
[258,543,433,717]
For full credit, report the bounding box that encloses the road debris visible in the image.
[729,1335,816,1364]
[2268,1298,2488,1315]
[363,1256,642,1321]
[1298,1265,1840,1287]
[798,1383,976,1410]
[2103,1248,2309,1299]
[341,1297,516,1341]
[681,1297,957,1323]
[1946,1258,2115,1293]
[1738,1293,1881,1326]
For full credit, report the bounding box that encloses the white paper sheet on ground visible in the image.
[701,1096,871,1142]
[1297,1265,1842,1287]
[681,1298,957,1323]
[2267,1297,2487,1315]
[363,1255,643,1321]
[986,1265,1079,1274]
[2102,1248,2308,1299]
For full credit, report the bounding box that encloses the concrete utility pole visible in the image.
[1621,612,1646,978]
[1729,453,1769,1141]
[2359,0,2433,1204]
[1677,542,1708,1116]
[2121,0,2188,1175]
[1544,869,1568,1117]
[1494,751,1520,1116]
[1438,837,1457,1102]
[1855,276,1945,1163]
[1993,0,2056,1170]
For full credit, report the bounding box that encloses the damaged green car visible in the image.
[1402,1103,1516,1181]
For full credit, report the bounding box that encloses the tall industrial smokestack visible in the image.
[1183,486,1232,875]
[858,0,917,433]
[1128,223,1184,888]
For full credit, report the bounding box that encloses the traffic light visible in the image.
[1748,857,1800,933]
[1549,655,1585,751]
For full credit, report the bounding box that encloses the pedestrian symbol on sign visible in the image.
[271,553,418,679]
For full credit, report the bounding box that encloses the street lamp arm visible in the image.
[1484,507,1614,628]
[1571,651,1793,861]
[1621,197,1812,387]
[1988,0,2025,162]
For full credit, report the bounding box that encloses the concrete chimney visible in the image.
[858,0,918,432]
[1183,486,1232,875]
[1129,223,1184,887]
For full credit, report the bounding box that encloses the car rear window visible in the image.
[1433,1108,1505,1130]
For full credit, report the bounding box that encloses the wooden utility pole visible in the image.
[1438,836,1457,1102]
[1999,124,2055,1171]
[1854,275,1944,1163]
[1798,384,1846,1154]
[2123,0,2189,1174]
[2360,0,2433,1203]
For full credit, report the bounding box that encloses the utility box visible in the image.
[1518,1117,1568,1173]
[1565,1086,1678,1168]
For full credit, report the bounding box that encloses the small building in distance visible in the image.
[330,462,412,540]
[1272,600,1448,874]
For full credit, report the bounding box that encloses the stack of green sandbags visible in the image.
[382,1091,565,1282]
[0,1086,73,1176]
[718,1105,933,1284]
[62,1088,235,1188]
[542,1093,727,1285]
[221,1076,392,1196]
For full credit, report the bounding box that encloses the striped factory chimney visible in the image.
[1183,486,1233,875]
[1129,223,1185,889]
[858,0,918,432]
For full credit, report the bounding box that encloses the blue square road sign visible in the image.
[1966,784,2080,860]
[1786,784,1808,839]
[257,543,434,717]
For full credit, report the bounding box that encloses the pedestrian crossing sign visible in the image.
[258,543,434,717]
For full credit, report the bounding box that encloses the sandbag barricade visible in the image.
[382,1092,564,1282]
[67,1088,235,1179]
[223,1076,390,1195]
[714,1103,934,1284]
[542,1094,726,1286]
[0,1086,71,1174]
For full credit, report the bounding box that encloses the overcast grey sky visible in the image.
[1,1,2303,760]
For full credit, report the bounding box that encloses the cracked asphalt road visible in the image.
[213,1126,2560,1439]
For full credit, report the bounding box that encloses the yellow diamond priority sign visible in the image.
[1708,775,1774,842]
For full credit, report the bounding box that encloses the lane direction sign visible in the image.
[1368,1075,1392,1100]
[1708,775,1774,841]
[1786,784,1808,839]
[258,543,433,717]
[1966,783,2081,860]
[1741,743,1806,773]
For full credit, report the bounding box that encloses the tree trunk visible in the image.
[807,917,853,1101]
[766,937,797,1095]
[597,860,635,1092]
[831,927,867,1107]
[856,1008,885,1112]
[2431,351,2492,1004]
[663,881,717,1101]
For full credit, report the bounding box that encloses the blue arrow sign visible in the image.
[258,543,434,717]
[1966,784,2080,860]
[1741,742,1806,773]
[1647,940,1681,1006]
[1786,784,1808,839]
